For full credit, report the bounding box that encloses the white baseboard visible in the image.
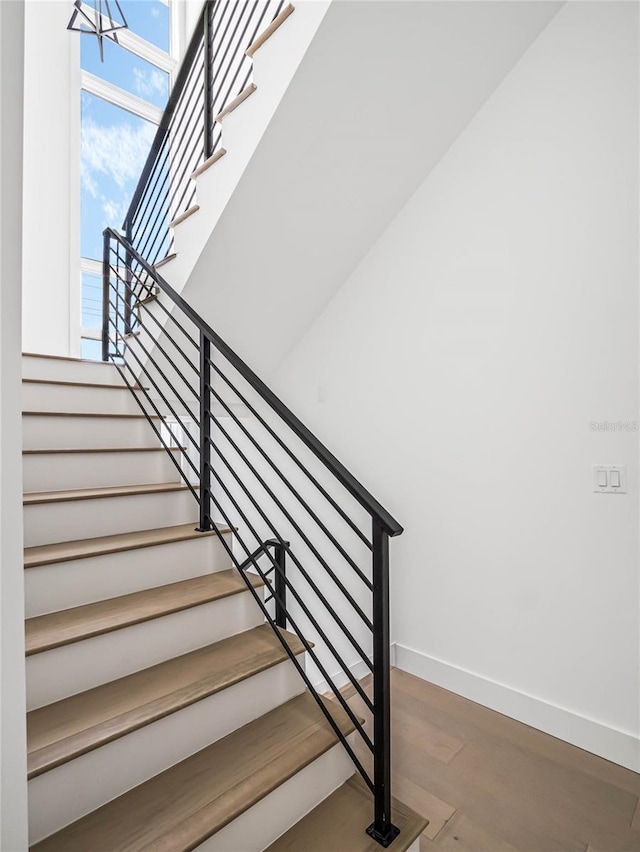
[393,643,640,773]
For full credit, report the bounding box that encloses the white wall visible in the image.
[22,0,81,357]
[181,0,561,378]
[0,0,29,847]
[273,1,640,771]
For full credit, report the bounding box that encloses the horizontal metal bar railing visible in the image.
[105,231,402,538]
[102,226,402,845]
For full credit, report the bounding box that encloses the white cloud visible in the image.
[102,196,128,226]
[133,67,166,100]
[81,117,155,193]
[81,162,99,199]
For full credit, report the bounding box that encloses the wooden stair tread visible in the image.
[24,522,230,568]
[22,378,144,390]
[265,775,429,852]
[245,3,295,57]
[153,253,177,270]
[169,204,199,229]
[23,446,184,455]
[22,353,114,365]
[190,148,226,180]
[23,483,194,506]
[22,411,161,419]
[31,691,356,852]
[27,624,305,778]
[137,291,158,306]
[25,570,260,656]
[215,83,257,123]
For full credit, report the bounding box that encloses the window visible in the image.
[80,0,174,357]
[81,39,169,109]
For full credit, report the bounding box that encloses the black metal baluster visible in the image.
[367,519,400,848]
[204,0,215,159]
[198,331,212,531]
[101,230,111,361]
[273,540,288,628]
[123,222,134,334]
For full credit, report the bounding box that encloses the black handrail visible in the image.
[103,228,402,537]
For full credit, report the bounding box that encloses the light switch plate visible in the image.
[593,464,627,494]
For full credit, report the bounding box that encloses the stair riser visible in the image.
[121,330,199,417]
[22,414,163,450]
[23,449,183,491]
[124,311,240,414]
[26,590,264,709]
[22,357,120,385]
[22,382,146,415]
[121,322,199,392]
[24,489,198,547]
[196,737,356,852]
[28,658,306,844]
[24,535,232,618]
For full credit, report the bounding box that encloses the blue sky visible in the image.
[81,92,156,259]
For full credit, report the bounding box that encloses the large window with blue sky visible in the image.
[80,0,174,358]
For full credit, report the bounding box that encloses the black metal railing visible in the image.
[102,227,403,847]
[123,0,285,268]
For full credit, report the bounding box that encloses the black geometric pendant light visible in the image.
[67,0,128,62]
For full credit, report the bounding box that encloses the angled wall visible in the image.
[273,1,640,770]
[179,0,562,377]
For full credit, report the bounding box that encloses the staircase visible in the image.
[21,352,426,850]
[19,1,430,847]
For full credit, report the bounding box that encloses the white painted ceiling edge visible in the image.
[180,0,564,379]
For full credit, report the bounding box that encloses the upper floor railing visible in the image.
[123,0,286,266]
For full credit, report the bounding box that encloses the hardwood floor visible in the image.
[342,669,640,852]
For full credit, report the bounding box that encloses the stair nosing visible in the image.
[153,253,177,270]
[23,378,145,390]
[27,625,306,779]
[24,522,229,568]
[245,3,295,57]
[214,83,257,123]
[22,352,115,365]
[190,148,227,180]
[25,570,261,656]
[23,410,162,420]
[169,204,200,229]
[138,293,158,306]
[23,483,195,506]
[23,446,185,455]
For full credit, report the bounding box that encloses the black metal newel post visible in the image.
[101,230,111,361]
[367,519,400,848]
[203,0,215,159]
[274,541,288,629]
[123,222,134,335]
[198,331,213,531]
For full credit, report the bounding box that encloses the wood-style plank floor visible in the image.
[342,669,640,852]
